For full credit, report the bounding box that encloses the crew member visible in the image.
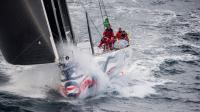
[121,31,129,42]
[116,27,123,40]
[99,24,114,50]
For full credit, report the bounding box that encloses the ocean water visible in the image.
[0,0,200,112]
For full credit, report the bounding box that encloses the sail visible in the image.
[0,0,75,65]
[0,0,59,65]
[43,0,75,43]
[57,0,76,43]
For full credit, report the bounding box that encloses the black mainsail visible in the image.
[0,0,75,65]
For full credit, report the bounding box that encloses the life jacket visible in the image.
[103,28,114,38]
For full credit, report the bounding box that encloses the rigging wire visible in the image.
[97,0,112,29]
[100,0,108,18]
[97,0,104,28]
[76,0,103,39]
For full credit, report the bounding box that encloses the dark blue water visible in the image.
[0,0,200,112]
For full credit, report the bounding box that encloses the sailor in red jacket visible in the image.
[116,27,123,40]
[121,31,129,42]
[98,37,109,49]
[103,25,114,38]
[98,25,114,50]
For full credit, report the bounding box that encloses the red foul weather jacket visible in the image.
[103,28,114,38]
[116,31,123,40]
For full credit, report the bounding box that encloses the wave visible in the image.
[183,32,200,42]
[168,44,200,56]
[0,72,9,85]
[195,76,200,80]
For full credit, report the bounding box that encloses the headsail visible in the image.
[0,0,75,65]
[43,0,75,44]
